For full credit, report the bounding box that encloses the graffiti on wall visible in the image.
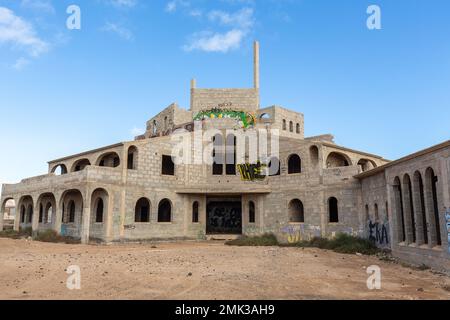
[237,161,267,181]
[193,107,256,129]
[280,224,321,244]
[445,208,450,254]
[367,220,390,248]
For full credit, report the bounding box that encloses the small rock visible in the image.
[187,272,193,277]
[417,288,424,292]
[356,252,363,256]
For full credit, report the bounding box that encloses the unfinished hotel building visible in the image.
[1,42,449,272]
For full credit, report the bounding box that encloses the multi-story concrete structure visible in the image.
[1,42,448,272]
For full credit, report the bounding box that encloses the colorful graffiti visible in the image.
[237,161,267,181]
[193,108,256,129]
[367,220,390,248]
[445,208,450,254]
[280,224,321,243]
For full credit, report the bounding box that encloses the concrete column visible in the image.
[105,192,114,242]
[253,41,260,89]
[13,198,20,232]
[412,176,426,245]
[31,197,40,237]
[0,205,4,232]
[401,181,414,244]
[53,201,62,235]
[81,190,91,244]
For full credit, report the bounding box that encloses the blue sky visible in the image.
[0,0,449,183]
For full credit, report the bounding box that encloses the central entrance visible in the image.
[206,197,242,235]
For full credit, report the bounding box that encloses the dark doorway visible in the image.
[206,197,242,235]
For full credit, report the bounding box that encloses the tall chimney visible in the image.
[253,41,260,89]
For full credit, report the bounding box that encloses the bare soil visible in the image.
[0,238,449,300]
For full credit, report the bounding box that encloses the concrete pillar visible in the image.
[13,198,20,232]
[401,180,414,244]
[31,197,40,237]
[0,204,4,232]
[105,192,114,242]
[253,41,260,89]
[81,190,91,244]
[53,201,62,235]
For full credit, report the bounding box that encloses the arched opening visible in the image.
[51,164,68,175]
[289,121,293,132]
[37,193,56,226]
[425,167,441,246]
[1,198,15,230]
[268,157,280,176]
[90,189,108,224]
[60,190,84,237]
[192,201,199,223]
[288,199,304,223]
[309,146,319,168]
[26,204,33,223]
[326,152,351,168]
[248,201,256,223]
[162,155,175,176]
[17,196,33,227]
[413,171,428,245]
[225,134,236,175]
[72,159,91,172]
[374,203,379,221]
[152,120,157,135]
[44,202,52,224]
[296,123,300,134]
[259,113,271,121]
[358,159,376,172]
[164,116,168,131]
[97,152,120,168]
[127,146,138,170]
[393,177,406,243]
[135,198,150,223]
[212,134,224,175]
[68,200,76,223]
[328,197,339,223]
[403,174,416,243]
[288,154,301,174]
[158,199,172,223]
[365,204,369,221]
[282,119,287,130]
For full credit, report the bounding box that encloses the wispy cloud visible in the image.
[108,0,138,8]
[12,57,30,70]
[101,22,134,41]
[183,7,255,53]
[0,7,49,57]
[165,0,191,13]
[20,0,55,13]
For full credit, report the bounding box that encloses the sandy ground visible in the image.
[0,238,449,300]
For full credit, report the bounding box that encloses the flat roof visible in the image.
[354,140,450,179]
[48,142,124,164]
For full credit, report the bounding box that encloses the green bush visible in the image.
[35,230,80,244]
[225,233,279,246]
[0,227,32,239]
[293,233,379,255]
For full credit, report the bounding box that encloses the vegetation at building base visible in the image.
[225,233,279,246]
[226,233,380,256]
[0,228,79,244]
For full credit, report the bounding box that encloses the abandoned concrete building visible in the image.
[1,42,449,272]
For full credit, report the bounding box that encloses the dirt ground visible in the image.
[0,238,449,300]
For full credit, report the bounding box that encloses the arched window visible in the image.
[425,167,441,246]
[326,152,351,168]
[212,134,223,175]
[296,123,300,134]
[288,199,304,223]
[289,121,293,132]
[309,146,319,168]
[95,198,104,223]
[127,146,138,170]
[192,201,199,223]
[358,159,376,172]
[365,204,369,221]
[45,202,52,224]
[39,204,43,223]
[374,203,379,221]
[328,197,339,223]
[52,164,68,175]
[282,119,287,130]
[226,134,236,175]
[97,152,120,168]
[20,205,26,223]
[135,198,150,223]
[288,154,301,174]
[249,201,256,223]
[152,120,157,135]
[162,155,175,176]
[158,199,172,223]
[68,200,76,223]
[72,159,91,172]
[403,174,416,243]
[413,171,428,245]
[268,157,280,176]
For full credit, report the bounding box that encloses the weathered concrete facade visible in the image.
[1,42,448,272]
